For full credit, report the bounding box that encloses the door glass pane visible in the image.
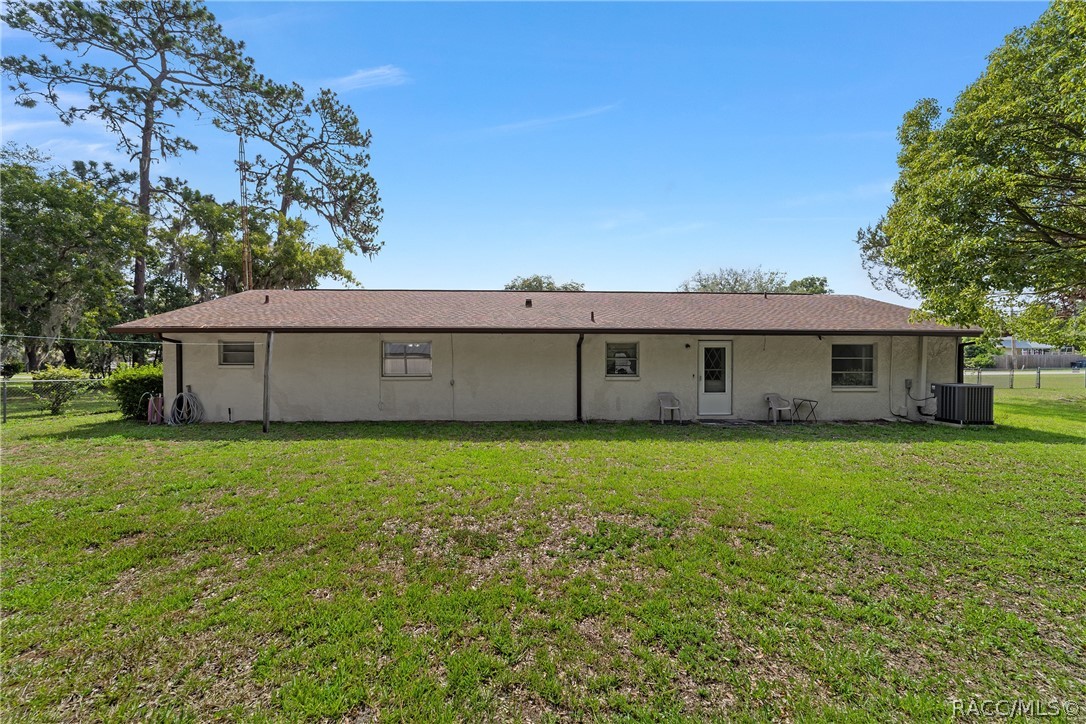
[703,347,726,393]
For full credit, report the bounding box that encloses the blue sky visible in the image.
[1,2,1047,302]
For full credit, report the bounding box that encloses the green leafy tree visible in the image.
[680,267,786,293]
[153,188,356,302]
[504,275,585,292]
[0,150,142,370]
[679,267,830,294]
[2,0,254,324]
[785,276,833,294]
[857,1,1086,346]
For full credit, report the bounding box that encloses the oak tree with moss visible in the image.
[2,0,254,322]
[0,150,142,370]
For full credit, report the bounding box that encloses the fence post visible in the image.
[1009,366,1013,389]
[2,379,6,423]
[1036,368,1041,389]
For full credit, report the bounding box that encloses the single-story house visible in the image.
[110,289,981,424]
[998,337,1055,355]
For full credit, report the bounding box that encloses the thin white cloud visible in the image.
[612,221,710,244]
[1,119,63,136]
[648,221,709,236]
[31,138,127,164]
[486,104,618,133]
[782,179,894,207]
[49,89,94,108]
[593,209,647,231]
[328,65,409,92]
[0,23,34,41]
[852,179,895,196]
[220,9,309,35]
[754,215,858,224]
[815,130,895,142]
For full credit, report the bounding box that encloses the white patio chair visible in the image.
[765,393,795,424]
[657,392,683,424]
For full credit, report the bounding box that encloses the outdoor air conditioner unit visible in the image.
[933,383,994,425]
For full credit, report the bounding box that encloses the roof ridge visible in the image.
[287,288,853,296]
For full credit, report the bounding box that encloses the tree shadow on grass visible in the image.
[11,414,1085,446]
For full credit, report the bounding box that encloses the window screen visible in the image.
[832,344,875,387]
[606,342,639,376]
[219,341,255,366]
[383,342,432,377]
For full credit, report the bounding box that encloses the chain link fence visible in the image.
[961,368,1086,390]
[1,378,116,422]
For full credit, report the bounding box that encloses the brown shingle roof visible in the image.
[109,289,981,336]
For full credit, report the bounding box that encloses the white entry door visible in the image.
[698,341,732,416]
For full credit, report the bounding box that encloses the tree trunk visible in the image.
[275,156,298,248]
[24,343,40,372]
[62,343,78,368]
[132,96,157,365]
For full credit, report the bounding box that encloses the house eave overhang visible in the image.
[111,325,981,337]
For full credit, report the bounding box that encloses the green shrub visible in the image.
[964,337,1001,369]
[31,366,93,415]
[106,364,163,419]
[966,351,996,369]
[2,361,24,378]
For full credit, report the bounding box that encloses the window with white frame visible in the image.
[831,344,875,387]
[219,340,255,366]
[382,341,432,377]
[605,342,639,377]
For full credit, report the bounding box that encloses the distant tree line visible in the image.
[678,267,832,294]
[504,275,585,292]
[505,269,831,295]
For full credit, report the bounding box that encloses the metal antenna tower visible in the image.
[239,134,253,291]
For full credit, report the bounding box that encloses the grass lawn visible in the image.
[2,389,1084,721]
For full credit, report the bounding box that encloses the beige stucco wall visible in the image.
[162,332,578,422]
[580,334,960,421]
[160,331,959,423]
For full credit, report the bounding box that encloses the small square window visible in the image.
[832,344,875,387]
[219,341,255,366]
[383,341,432,377]
[606,342,639,377]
